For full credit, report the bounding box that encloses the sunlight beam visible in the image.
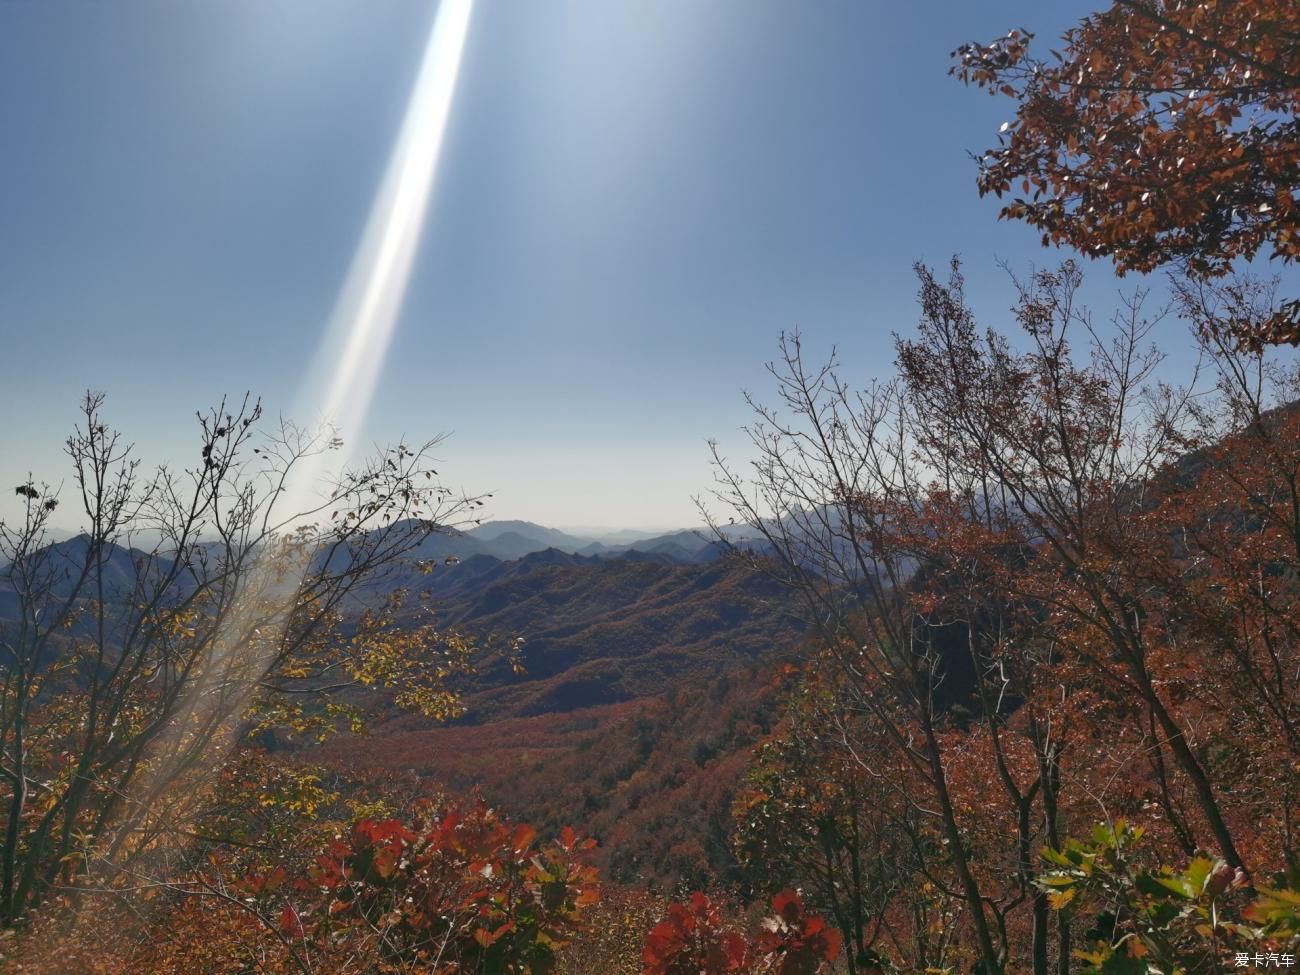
[132,0,475,827]
[295,0,473,494]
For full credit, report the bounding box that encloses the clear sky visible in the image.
[0,1,1226,531]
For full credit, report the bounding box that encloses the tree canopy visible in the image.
[953,0,1300,345]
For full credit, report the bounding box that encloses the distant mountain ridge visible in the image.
[441,519,762,564]
[2,517,759,581]
[468,521,592,551]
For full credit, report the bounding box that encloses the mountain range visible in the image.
[428,519,766,564]
[2,517,810,888]
[1,520,796,720]
[389,544,802,720]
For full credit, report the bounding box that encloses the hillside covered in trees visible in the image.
[4,1,1300,974]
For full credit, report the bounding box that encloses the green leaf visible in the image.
[1135,872,1193,900]
[1184,856,1215,896]
[1245,885,1300,935]
[1091,822,1121,849]
[1039,873,1078,887]
[1042,846,1074,867]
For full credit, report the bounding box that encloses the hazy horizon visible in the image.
[24,514,706,541]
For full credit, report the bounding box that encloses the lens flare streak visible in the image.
[141,0,474,801]
[305,0,473,487]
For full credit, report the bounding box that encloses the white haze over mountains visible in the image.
[1,519,755,575]
[459,519,759,563]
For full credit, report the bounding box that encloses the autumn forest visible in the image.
[4,2,1300,973]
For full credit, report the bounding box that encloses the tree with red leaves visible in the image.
[953,0,1300,346]
[642,890,841,975]
[291,802,600,974]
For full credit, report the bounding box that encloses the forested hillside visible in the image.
[5,2,1300,974]
[405,549,800,716]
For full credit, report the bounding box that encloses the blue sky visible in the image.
[0,1,1222,530]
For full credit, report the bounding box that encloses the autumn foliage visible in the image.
[11,794,601,975]
[295,803,600,973]
[641,890,841,975]
[707,256,1300,972]
[9,3,1300,974]
[953,0,1300,344]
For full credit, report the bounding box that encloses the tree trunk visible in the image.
[2,712,26,926]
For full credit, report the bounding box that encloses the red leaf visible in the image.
[772,889,803,924]
[511,824,537,854]
[279,904,305,938]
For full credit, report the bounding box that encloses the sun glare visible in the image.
[298,0,474,492]
[142,0,475,802]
